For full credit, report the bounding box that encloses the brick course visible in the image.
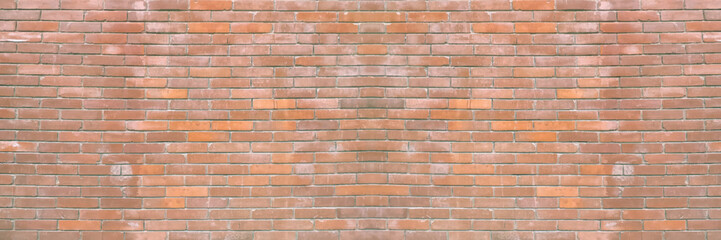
[1,0,721,239]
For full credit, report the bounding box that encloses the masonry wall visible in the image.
[1,0,721,239]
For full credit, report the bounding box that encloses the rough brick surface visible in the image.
[1,0,721,239]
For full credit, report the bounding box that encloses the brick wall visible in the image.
[1,0,721,239]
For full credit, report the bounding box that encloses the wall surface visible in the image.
[1,0,721,239]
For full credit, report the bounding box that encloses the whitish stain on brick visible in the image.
[293,164,315,174]
[623,165,635,175]
[132,1,145,9]
[121,165,133,175]
[110,165,122,175]
[1,39,28,42]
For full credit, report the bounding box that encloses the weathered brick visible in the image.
[1,1,718,236]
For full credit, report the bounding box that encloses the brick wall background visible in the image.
[1,0,721,239]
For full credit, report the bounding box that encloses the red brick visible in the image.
[59,220,101,230]
[339,12,405,22]
[102,23,144,33]
[231,23,272,33]
[336,185,409,196]
[2,3,720,237]
[316,23,358,33]
[18,0,59,9]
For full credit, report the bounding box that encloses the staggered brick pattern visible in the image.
[1,0,721,239]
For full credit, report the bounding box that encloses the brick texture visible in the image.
[1,0,721,239]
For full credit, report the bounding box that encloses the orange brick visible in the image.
[513,0,556,10]
[146,89,188,99]
[357,45,387,55]
[3,3,721,236]
[557,89,599,98]
[473,23,514,33]
[492,121,533,131]
[188,132,229,142]
[166,187,208,197]
[297,12,337,22]
[189,23,230,33]
[211,121,253,130]
[644,220,686,230]
[515,23,557,33]
[537,187,578,197]
[59,220,101,230]
[190,0,232,10]
[143,198,185,208]
[18,21,59,32]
